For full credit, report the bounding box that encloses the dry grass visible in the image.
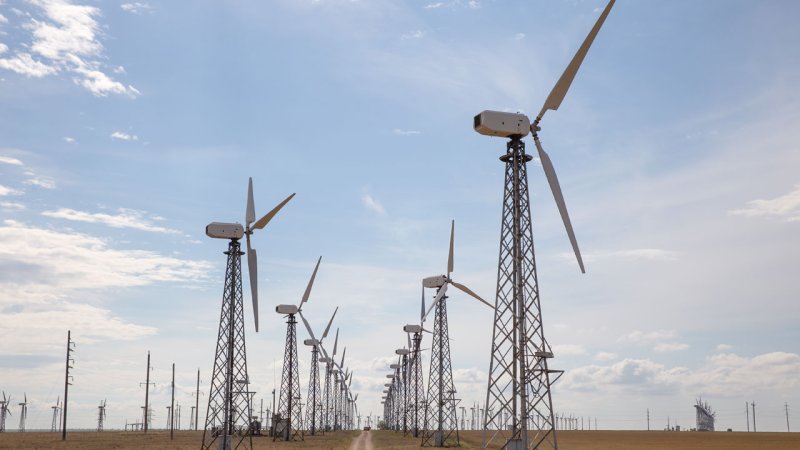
[1,429,799,449]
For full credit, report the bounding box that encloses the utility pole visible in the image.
[752,402,756,432]
[647,408,650,431]
[195,369,200,431]
[785,403,790,433]
[746,402,750,432]
[170,363,175,440]
[140,351,154,433]
[62,330,75,441]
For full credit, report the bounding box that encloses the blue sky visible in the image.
[1,0,800,432]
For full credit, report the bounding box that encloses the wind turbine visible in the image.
[274,256,322,441]
[298,304,338,435]
[202,177,294,450]
[0,392,11,433]
[97,399,107,432]
[474,2,616,449]
[17,394,26,432]
[403,287,428,438]
[421,221,492,448]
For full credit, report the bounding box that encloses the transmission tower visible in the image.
[97,399,107,432]
[274,313,302,441]
[421,291,460,447]
[201,240,253,450]
[18,394,27,432]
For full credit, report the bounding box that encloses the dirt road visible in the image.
[348,430,374,450]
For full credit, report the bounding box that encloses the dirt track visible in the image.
[348,430,374,450]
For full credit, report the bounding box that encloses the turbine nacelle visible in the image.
[403,324,422,333]
[304,339,319,346]
[390,364,400,369]
[473,110,531,138]
[205,222,244,240]
[276,304,299,315]
[423,275,447,289]
[395,349,409,356]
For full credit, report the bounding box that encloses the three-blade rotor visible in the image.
[422,220,493,322]
[243,177,295,332]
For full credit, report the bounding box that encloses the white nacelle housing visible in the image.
[206,222,244,240]
[304,339,318,346]
[423,275,447,288]
[395,349,409,355]
[404,324,422,333]
[474,110,531,138]
[276,304,299,315]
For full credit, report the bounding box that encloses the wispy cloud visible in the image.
[0,201,25,210]
[401,30,424,40]
[63,136,76,143]
[393,128,421,136]
[0,156,24,165]
[41,207,181,234]
[619,329,688,353]
[594,351,618,362]
[24,174,56,189]
[0,0,139,97]
[716,344,733,351]
[0,184,23,196]
[654,342,690,353]
[729,184,800,222]
[111,131,139,141]
[424,2,445,9]
[362,193,386,215]
[120,2,152,14]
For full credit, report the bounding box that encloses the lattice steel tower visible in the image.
[304,343,322,435]
[202,240,253,450]
[275,313,302,441]
[421,292,460,447]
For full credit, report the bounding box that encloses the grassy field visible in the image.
[1,429,799,449]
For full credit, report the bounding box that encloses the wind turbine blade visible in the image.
[319,344,330,359]
[340,347,346,368]
[332,328,339,356]
[447,220,454,277]
[420,285,425,323]
[298,311,317,342]
[246,177,255,226]
[451,281,494,309]
[246,235,259,332]
[537,0,615,121]
[253,193,296,230]
[407,333,412,350]
[422,284,448,322]
[354,393,358,402]
[322,306,338,339]
[533,136,585,273]
[300,256,322,307]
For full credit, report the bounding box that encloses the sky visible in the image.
[1,0,800,433]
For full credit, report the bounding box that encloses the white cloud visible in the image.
[0,184,23,196]
[120,2,152,14]
[0,156,24,165]
[23,175,56,189]
[424,2,445,8]
[0,52,57,77]
[618,330,676,345]
[0,0,139,97]
[362,193,386,215]
[401,30,424,40]
[553,343,588,356]
[654,342,689,353]
[41,207,182,234]
[0,219,210,292]
[0,13,8,25]
[729,184,800,222]
[0,201,25,210]
[0,43,8,54]
[393,128,421,136]
[63,136,76,143]
[110,130,138,141]
[561,352,800,397]
[594,351,618,362]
